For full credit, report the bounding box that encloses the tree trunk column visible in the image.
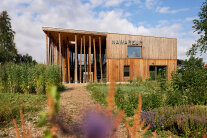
[74,35,78,84]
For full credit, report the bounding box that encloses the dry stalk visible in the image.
[47,92,58,137]
[13,110,32,138]
[20,110,26,138]
[12,119,20,138]
[153,130,157,138]
[106,81,116,116]
[124,93,154,138]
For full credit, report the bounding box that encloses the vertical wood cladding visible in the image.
[106,33,177,60]
[106,33,177,81]
[107,59,177,82]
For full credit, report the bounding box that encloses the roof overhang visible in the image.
[42,27,107,36]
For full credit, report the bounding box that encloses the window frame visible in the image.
[124,65,130,78]
[149,65,167,80]
[127,45,142,59]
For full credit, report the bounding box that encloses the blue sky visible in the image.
[0,0,206,63]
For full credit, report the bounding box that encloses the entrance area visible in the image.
[43,28,107,83]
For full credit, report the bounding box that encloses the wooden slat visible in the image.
[83,36,86,83]
[88,36,91,82]
[74,35,78,83]
[50,38,53,64]
[49,37,51,64]
[80,37,83,83]
[99,37,102,82]
[62,44,66,82]
[53,40,55,64]
[67,41,70,83]
[46,33,48,65]
[93,38,97,82]
[58,33,61,66]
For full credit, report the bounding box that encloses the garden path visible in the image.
[57,85,126,138]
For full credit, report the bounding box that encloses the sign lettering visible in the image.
[111,40,143,46]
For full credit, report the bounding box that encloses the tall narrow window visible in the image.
[149,66,167,80]
[124,65,130,77]
[127,46,142,58]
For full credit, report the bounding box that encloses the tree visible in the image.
[15,53,37,64]
[187,0,207,56]
[0,11,17,64]
[172,56,207,105]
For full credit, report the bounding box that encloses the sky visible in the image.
[0,0,206,63]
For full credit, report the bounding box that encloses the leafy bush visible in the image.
[141,105,207,137]
[0,92,46,125]
[86,83,108,105]
[171,56,207,105]
[87,80,169,116]
[0,63,62,94]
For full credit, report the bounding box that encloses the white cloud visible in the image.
[145,0,159,9]
[89,0,125,7]
[0,0,205,63]
[156,6,189,14]
[186,17,197,22]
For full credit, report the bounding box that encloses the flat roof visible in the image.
[42,27,107,36]
[42,27,176,39]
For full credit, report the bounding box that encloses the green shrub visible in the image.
[0,63,62,94]
[171,56,207,105]
[87,80,169,116]
[86,83,108,105]
[0,92,46,126]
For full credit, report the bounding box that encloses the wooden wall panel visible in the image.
[107,59,177,82]
[106,33,177,60]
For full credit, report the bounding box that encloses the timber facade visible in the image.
[43,27,177,83]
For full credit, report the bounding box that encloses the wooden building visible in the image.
[43,27,177,83]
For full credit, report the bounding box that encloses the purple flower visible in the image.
[82,111,112,138]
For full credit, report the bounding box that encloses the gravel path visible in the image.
[0,85,126,138]
[57,85,126,138]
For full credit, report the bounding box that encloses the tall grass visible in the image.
[0,63,61,94]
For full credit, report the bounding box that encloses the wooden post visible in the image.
[62,43,66,82]
[57,44,59,65]
[93,38,97,82]
[83,36,86,83]
[53,40,55,64]
[50,38,53,64]
[99,37,103,82]
[67,42,70,83]
[58,33,61,66]
[80,37,82,83]
[46,33,49,65]
[88,36,91,82]
[75,35,78,83]
[49,37,51,64]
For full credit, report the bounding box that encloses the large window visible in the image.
[127,46,142,58]
[149,66,167,80]
[124,65,130,77]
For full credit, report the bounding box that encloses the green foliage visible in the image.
[0,11,36,64]
[14,53,37,64]
[87,80,169,117]
[86,83,108,105]
[0,63,62,94]
[171,56,207,105]
[187,0,207,55]
[0,11,17,64]
[0,92,46,126]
